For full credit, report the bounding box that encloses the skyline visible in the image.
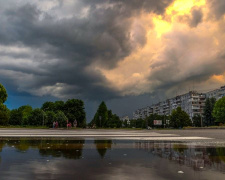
[1,0,225,121]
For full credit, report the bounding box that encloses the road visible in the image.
[0,128,224,143]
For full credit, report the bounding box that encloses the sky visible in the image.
[1,0,225,121]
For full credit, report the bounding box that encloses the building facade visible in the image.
[133,90,209,120]
[205,86,225,100]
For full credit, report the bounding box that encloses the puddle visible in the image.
[0,139,225,179]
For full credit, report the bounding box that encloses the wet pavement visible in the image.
[0,138,225,180]
[0,129,225,179]
[0,128,220,138]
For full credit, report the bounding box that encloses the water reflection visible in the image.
[94,140,112,158]
[0,139,225,179]
[0,139,85,159]
[135,141,225,172]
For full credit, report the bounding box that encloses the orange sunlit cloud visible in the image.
[98,0,225,96]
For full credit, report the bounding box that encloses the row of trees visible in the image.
[1,82,225,128]
[0,83,86,127]
[8,99,86,128]
[201,97,225,126]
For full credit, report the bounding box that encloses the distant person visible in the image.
[55,121,58,128]
[73,119,77,128]
[53,121,56,128]
[67,120,71,129]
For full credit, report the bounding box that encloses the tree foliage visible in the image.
[0,84,9,125]
[0,104,10,125]
[28,108,44,126]
[18,105,33,125]
[64,99,86,127]
[45,111,56,128]
[9,109,21,125]
[93,101,108,127]
[204,97,216,126]
[129,118,147,128]
[55,111,67,128]
[41,102,55,112]
[9,105,33,126]
[0,83,7,104]
[170,107,192,128]
[212,96,225,123]
[91,102,122,128]
[192,114,202,127]
[106,110,122,128]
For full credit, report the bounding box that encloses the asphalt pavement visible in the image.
[0,128,224,143]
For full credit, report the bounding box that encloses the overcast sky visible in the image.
[1,0,225,121]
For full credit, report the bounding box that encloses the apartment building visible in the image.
[133,85,225,120]
[205,86,225,100]
[133,91,206,120]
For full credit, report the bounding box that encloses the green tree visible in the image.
[170,107,192,128]
[45,111,56,128]
[212,96,225,123]
[204,97,216,126]
[54,101,65,112]
[136,118,146,128]
[28,108,45,126]
[92,101,108,128]
[64,99,86,127]
[41,102,55,112]
[0,83,7,104]
[55,111,67,128]
[18,105,32,125]
[0,104,10,125]
[106,110,122,128]
[41,101,65,112]
[9,109,22,125]
[0,84,9,125]
[192,114,202,127]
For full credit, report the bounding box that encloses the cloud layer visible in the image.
[0,0,173,100]
[1,0,225,117]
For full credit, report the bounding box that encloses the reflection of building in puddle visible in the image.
[134,141,225,172]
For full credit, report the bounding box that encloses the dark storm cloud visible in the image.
[208,0,225,19]
[189,8,203,27]
[0,0,173,100]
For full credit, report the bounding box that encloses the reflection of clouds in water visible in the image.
[3,159,63,179]
[1,140,225,179]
